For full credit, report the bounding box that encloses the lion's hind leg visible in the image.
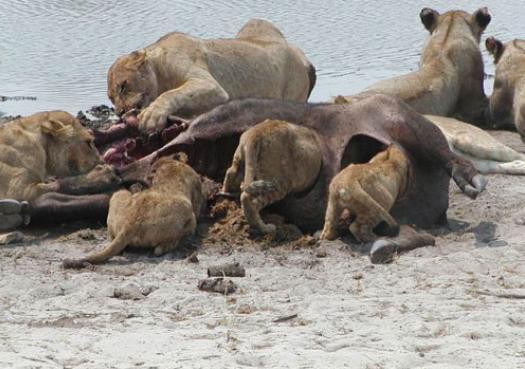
[154,213,196,256]
[241,180,285,235]
[347,185,398,243]
[320,191,343,240]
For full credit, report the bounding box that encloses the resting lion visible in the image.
[63,154,204,266]
[108,19,316,132]
[0,111,119,230]
[486,37,525,140]
[337,7,491,124]
[221,119,322,234]
[320,145,408,242]
[425,115,525,175]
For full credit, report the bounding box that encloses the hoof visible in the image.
[370,240,398,264]
[0,200,30,231]
[0,199,23,215]
[464,175,488,199]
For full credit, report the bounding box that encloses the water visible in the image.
[1,0,524,116]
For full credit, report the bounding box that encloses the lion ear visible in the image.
[420,8,439,33]
[486,36,504,63]
[473,7,491,30]
[41,119,74,139]
[128,50,146,67]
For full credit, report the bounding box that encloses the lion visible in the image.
[0,111,121,231]
[337,7,491,124]
[63,153,204,266]
[320,145,409,243]
[425,115,525,175]
[221,119,322,234]
[107,19,316,132]
[486,36,525,140]
[0,111,105,202]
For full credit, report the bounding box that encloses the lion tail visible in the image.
[84,232,129,264]
[242,139,260,190]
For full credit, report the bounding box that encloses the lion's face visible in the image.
[41,112,102,177]
[107,51,159,117]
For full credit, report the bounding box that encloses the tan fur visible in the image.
[338,8,490,123]
[222,119,322,234]
[0,111,101,201]
[425,115,525,174]
[107,19,315,132]
[78,154,204,264]
[486,37,525,139]
[320,145,409,243]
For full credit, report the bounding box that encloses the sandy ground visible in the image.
[1,131,524,369]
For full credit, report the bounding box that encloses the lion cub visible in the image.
[222,119,322,234]
[320,145,409,242]
[64,153,204,265]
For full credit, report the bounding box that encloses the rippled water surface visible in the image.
[1,0,525,115]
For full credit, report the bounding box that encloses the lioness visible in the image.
[0,111,102,202]
[108,19,316,132]
[221,119,322,234]
[338,7,491,124]
[425,115,525,175]
[320,145,408,242]
[486,37,525,140]
[63,154,204,266]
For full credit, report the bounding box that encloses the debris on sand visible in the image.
[198,278,237,295]
[112,283,157,300]
[186,251,199,263]
[0,231,25,245]
[207,262,246,277]
[273,313,298,323]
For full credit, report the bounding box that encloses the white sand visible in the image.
[1,131,524,369]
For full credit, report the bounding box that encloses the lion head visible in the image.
[107,50,159,117]
[40,112,102,177]
[419,7,491,42]
[486,37,525,137]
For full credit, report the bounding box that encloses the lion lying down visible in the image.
[63,154,204,266]
[425,115,525,175]
[221,119,322,234]
[320,145,409,242]
[108,19,316,132]
[0,111,120,231]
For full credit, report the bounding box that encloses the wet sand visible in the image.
[1,127,524,368]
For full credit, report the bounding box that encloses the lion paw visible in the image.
[138,105,169,133]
